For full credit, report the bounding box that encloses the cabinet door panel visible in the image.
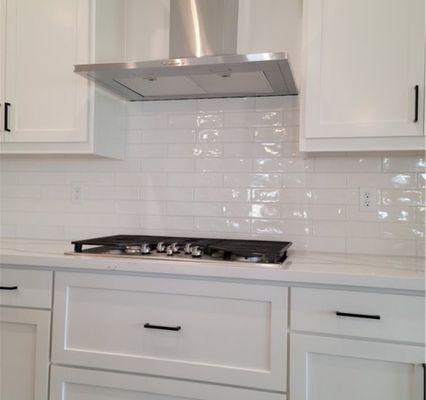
[52,272,287,391]
[3,0,90,142]
[290,334,425,400]
[50,366,285,400]
[0,307,50,400]
[303,0,425,139]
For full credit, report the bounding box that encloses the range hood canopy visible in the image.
[74,0,298,101]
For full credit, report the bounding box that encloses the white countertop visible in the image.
[0,239,424,292]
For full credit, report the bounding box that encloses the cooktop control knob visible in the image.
[156,242,166,253]
[166,245,174,256]
[184,243,192,254]
[170,242,179,253]
[191,246,203,257]
[141,243,151,254]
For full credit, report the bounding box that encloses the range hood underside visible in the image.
[75,53,297,101]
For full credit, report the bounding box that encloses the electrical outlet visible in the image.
[359,188,377,211]
[71,182,82,204]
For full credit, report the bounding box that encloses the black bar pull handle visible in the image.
[144,323,181,332]
[414,85,419,123]
[4,102,11,132]
[0,286,18,291]
[423,364,425,400]
[336,311,381,320]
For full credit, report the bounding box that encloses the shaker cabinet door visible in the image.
[290,333,425,400]
[303,0,425,141]
[0,307,50,400]
[50,366,285,400]
[1,0,90,143]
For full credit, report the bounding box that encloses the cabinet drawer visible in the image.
[50,366,285,400]
[52,272,287,391]
[291,287,425,344]
[0,268,52,309]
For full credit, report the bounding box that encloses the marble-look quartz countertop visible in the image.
[0,239,424,292]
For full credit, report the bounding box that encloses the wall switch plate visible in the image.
[71,182,82,204]
[359,188,378,211]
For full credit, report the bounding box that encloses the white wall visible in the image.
[1,96,424,257]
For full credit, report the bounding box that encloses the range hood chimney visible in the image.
[74,0,298,101]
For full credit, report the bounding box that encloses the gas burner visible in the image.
[70,235,292,265]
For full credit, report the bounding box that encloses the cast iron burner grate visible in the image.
[72,235,292,264]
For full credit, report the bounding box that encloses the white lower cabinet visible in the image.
[52,272,288,392]
[0,307,51,400]
[50,366,285,400]
[290,332,425,400]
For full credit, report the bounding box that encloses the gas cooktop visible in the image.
[68,235,292,265]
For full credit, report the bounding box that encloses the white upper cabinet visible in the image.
[0,0,126,158]
[301,0,425,151]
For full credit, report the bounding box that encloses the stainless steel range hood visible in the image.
[74,0,298,101]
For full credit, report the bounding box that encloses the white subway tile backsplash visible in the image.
[168,173,223,187]
[282,110,300,126]
[2,96,424,256]
[167,201,222,217]
[142,129,196,143]
[222,203,280,219]
[254,143,282,157]
[144,216,194,231]
[255,96,299,111]
[140,187,193,202]
[281,205,346,220]
[168,113,198,129]
[115,201,165,215]
[142,99,196,114]
[347,173,417,189]
[254,158,313,173]
[196,113,223,128]
[1,185,41,198]
[195,158,252,173]
[197,97,255,112]
[251,189,282,203]
[168,144,223,158]
[382,156,425,172]
[224,173,281,188]
[195,217,251,233]
[346,238,416,256]
[346,205,416,223]
[224,111,282,127]
[140,158,194,173]
[314,156,382,173]
[381,223,425,240]
[127,114,168,130]
[381,190,424,207]
[115,173,167,187]
[194,188,250,202]
[254,127,299,142]
[126,144,168,158]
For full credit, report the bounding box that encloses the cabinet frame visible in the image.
[0,306,51,400]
